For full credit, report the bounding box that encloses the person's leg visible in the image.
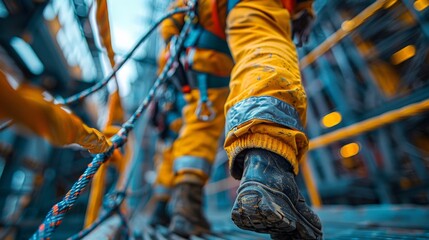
[169,87,229,237]
[172,87,229,184]
[150,145,175,226]
[225,0,322,238]
[150,88,184,227]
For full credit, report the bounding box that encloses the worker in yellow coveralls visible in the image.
[0,70,111,154]
[148,77,186,227]
[155,0,234,237]
[156,0,322,239]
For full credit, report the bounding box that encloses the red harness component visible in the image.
[281,0,296,14]
[211,0,227,39]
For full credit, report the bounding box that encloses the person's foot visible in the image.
[231,149,323,239]
[169,182,211,237]
[148,199,170,227]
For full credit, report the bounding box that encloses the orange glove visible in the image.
[0,71,112,154]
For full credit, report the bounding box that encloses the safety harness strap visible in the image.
[227,0,239,14]
[210,0,226,39]
[170,59,192,93]
[186,71,229,122]
[186,70,230,89]
[184,24,231,56]
[282,0,296,13]
[181,2,231,121]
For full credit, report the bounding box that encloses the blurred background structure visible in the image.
[302,0,429,206]
[0,0,428,239]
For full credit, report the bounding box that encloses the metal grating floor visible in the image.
[86,205,429,239]
[317,205,429,240]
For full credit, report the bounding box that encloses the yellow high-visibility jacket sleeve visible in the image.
[159,0,186,44]
[0,71,112,154]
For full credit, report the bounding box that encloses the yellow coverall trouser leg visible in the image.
[154,144,176,199]
[152,105,183,198]
[173,88,229,184]
[225,0,309,177]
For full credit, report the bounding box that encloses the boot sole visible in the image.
[231,181,322,239]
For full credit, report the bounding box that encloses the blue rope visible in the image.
[31,148,115,239]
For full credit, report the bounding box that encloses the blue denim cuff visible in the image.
[226,96,304,135]
[174,156,212,176]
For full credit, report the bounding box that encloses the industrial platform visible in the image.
[81,205,429,239]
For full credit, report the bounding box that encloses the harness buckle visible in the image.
[195,99,216,121]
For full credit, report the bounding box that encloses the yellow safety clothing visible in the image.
[225,0,311,176]
[160,0,234,74]
[152,40,187,196]
[159,0,233,184]
[152,104,183,197]
[156,0,314,182]
[159,0,186,44]
[172,88,229,183]
[189,49,233,77]
[169,118,183,135]
[153,144,176,199]
[0,71,111,154]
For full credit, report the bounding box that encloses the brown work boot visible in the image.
[169,182,211,237]
[231,149,323,239]
[148,199,170,227]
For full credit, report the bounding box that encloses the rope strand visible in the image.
[31,150,114,239]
